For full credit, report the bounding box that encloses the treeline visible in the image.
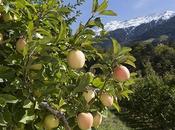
[116,41,175,130]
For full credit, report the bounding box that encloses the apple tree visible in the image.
[0,0,136,130]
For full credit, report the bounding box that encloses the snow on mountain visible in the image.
[97,10,175,32]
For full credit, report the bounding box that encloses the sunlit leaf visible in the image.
[0,94,18,104]
[92,0,98,12]
[97,0,108,13]
[100,10,117,16]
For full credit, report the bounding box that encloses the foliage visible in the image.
[97,111,133,130]
[118,42,175,129]
[0,0,135,130]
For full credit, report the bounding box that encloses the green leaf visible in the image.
[113,102,121,112]
[4,5,10,13]
[94,17,104,29]
[119,47,132,55]
[59,7,71,13]
[0,66,16,80]
[27,21,34,40]
[58,98,66,108]
[75,23,85,35]
[120,89,133,100]
[19,111,35,124]
[92,78,104,89]
[0,113,7,126]
[22,45,28,57]
[90,63,104,70]
[73,73,93,93]
[26,8,32,20]
[23,100,34,109]
[0,97,6,107]
[112,38,121,55]
[127,55,136,62]
[97,0,108,13]
[15,0,26,8]
[125,60,136,68]
[92,0,98,12]
[58,21,67,40]
[0,94,18,104]
[100,10,117,16]
[36,28,52,38]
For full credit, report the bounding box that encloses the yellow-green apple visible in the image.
[100,93,113,107]
[113,65,130,81]
[77,112,93,130]
[93,112,102,128]
[16,38,26,53]
[33,89,42,98]
[0,33,3,44]
[83,89,95,103]
[44,115,59,130]
[29,64,42,70]
[67,50,85,69]
[3,13,13,22]
[0,0,3,5]
[13,14,18,21]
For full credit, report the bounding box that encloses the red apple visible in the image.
[16,38,26,53]
[77,112,93,130]
[44,115,59,130]
[93,112,102,128]
[113,65,130,81]
[67,50,85,69]
[83,89,95,103]
[100,93,113,107]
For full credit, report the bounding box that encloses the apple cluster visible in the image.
[67,49,131,129]
[0,15,130,129]
[1,38,130,129]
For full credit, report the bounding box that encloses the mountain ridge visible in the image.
[98,10,175,44]
[98,10,175,32]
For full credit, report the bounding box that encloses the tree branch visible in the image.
[40,102,71,130]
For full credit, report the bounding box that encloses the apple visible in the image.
[16,38,26,53]
[13,14,18,21]
[44,115,59,130]
[83,89,95,103]
[67,50,85,69]
[93,112,102,128]
[0,0,3,5]
[77,112,93,130]
[3,13,13,22]
[100,93,113,107]
[33,89,42,97]
[113,65,130,81]
[0,33,3,44]
[29,64,42,70]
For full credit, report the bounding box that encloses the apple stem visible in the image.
[40,102,71,130]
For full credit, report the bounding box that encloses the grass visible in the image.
[97,111,133,130]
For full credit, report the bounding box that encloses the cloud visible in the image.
[134,0,151,9]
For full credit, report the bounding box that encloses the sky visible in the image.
[67,0,175,30]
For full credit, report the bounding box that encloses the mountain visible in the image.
[97,11,175,44]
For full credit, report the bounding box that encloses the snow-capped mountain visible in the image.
[99,10,175,44]
[102,10,175,32]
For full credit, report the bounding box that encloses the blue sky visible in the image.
[67,0,175,30]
